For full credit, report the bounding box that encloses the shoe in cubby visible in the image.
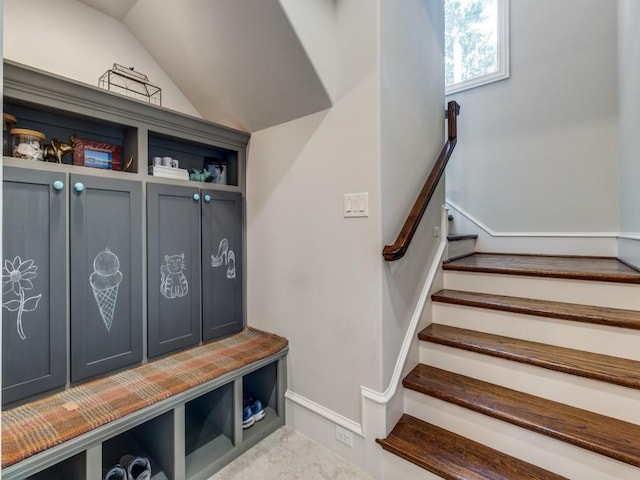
[119,455,151,480]
[103,465,127,480]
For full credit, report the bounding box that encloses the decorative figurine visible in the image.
[123,155,134,172]
[189,169,211,182]
[43,134,77,163]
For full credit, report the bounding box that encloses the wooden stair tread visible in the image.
[442,253,640,284]
[403,364,640,467]
[377,414,568,480]
[419,324,640,389]
[432,289,640,330]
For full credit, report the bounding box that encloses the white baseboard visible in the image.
[285,390,363,436]
[285,390,377,477]
[446,200,619,256]
[618,235,640,270]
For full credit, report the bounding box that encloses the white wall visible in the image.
[248,0,446,430]
[618,0,640,269]
[379,0,445,386]
[247,0,383,423]
[279,0,335,101]
[3,0,200,117]
[446,0,619,240]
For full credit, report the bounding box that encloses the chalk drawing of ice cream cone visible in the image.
[89,248,123,332]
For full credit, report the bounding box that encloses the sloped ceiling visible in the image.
[78,0,332,132]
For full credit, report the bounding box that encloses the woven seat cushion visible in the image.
[2,327,287,468]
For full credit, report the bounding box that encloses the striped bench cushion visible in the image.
[2,327,287,468]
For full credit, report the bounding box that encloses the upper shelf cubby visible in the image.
[148,132,239,186]
[4,99,137,172]
[2,60,249,188]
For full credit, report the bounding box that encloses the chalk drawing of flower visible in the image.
[2,256,42,340]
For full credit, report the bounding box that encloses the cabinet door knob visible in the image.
[52,180,65,191]
[73,182,85,193]
[193,193,200,201]
[204,194,211,203]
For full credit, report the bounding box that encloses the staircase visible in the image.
[378,252,640,479]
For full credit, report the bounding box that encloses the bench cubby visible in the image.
[184,381,235,478]
[102,410,175,480]
[242,361,281,444]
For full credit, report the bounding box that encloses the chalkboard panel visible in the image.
[70,175,143,382]
[2,167,66,404]
[147,183,202,358]
[201,190,244,341]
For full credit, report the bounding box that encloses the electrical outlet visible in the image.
[335,425,353,447]
[433,226,440,237]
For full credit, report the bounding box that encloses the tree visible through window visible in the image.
[445,0,509,94]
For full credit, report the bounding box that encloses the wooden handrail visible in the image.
[382,101,460,261]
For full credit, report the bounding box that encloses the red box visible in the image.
[73,137,122,171]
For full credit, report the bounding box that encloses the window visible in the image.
[445,0,510,95]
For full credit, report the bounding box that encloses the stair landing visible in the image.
[443,254,640,284]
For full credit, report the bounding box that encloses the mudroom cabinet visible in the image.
[2,167,67,405]
[0,61,283,480]
[70,174,144,382]
[147,184,243,358]
[200,189,243,342]
[147,183,203,358]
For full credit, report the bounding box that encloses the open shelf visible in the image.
[148,131,239,186]
[4,100,138,173]
[102,411,174,480]
[242,361,280,443]
[184,381,235,478]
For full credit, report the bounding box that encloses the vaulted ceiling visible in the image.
[77,0,333,132]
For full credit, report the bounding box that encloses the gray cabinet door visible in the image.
[201,190,244,341]
[147,184,202,358]
[2,167,67,404]
[70,174,143,382]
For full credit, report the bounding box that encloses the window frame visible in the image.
[445,0,510,95]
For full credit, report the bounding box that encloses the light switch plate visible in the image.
[344,193,368,217]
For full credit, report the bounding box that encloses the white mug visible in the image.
[152,156,162,166]
[171,159,179,168]
[162,156,172,167]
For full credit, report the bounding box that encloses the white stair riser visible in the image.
[404,390,640,480]
[381,451,443,480]
[445,239,476,261]
[443,271,640,310]
[419,342,640,424]
[432,303,640,361]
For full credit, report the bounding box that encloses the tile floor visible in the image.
[209,426,375,480]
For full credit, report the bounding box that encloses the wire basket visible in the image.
[99,64,162,106]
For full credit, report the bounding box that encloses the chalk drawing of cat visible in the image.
[160,253,189,299]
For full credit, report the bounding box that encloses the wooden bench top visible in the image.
[2,327,288,468]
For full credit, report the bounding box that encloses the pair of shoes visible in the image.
[103,455,151,480]
[242,395,266,429]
